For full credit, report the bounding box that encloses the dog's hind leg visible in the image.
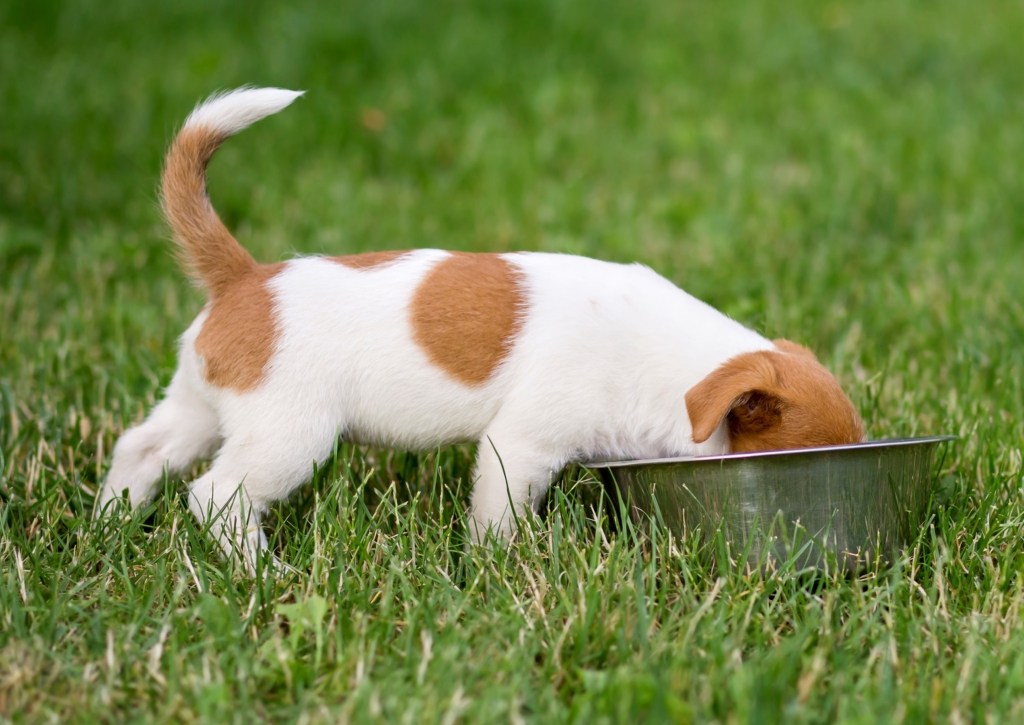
[96,368,221,515]
[185,415,340,572]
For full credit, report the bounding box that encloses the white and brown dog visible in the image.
[96,87,864,565]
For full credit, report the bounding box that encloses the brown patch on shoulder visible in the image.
[410,253,526,386]
[194,263,284,391]
[332,251,409,270]
[686,340,864,452]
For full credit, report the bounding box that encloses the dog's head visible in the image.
[685,339,864,452]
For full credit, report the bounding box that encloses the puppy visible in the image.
[96,88,864,566]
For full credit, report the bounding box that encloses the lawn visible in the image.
[3,0,1024,721]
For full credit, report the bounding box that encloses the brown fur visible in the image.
[685,339,864,452]
[194,263,284,391]
[161,125,256,298]
[410,253,526,386]
[332,251,409,270]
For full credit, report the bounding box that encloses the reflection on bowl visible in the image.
[588,436,956,571]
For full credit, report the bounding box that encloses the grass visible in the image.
[3,0,1024,721]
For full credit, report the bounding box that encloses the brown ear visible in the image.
[772,338,817,358]
[685,351,784,443]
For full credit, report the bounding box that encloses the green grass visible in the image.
[3,0,1024,721]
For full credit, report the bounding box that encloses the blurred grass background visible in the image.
[2,0,1024,722]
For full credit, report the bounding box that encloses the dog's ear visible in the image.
[685,351,785,444]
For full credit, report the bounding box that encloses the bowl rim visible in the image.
[585,435,957,469]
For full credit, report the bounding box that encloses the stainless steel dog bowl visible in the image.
[589,436,955,571]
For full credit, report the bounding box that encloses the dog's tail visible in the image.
[161,87,304,297]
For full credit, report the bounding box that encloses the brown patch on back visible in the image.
[410,253,526,386]
[332,251,409,270]
[195,263,284,391]
[686,340,864,452]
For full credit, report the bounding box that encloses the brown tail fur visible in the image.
[160,126,256,298]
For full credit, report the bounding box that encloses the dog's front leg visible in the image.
[468,424,562,543]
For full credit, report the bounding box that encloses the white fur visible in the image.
[184,87,304,136]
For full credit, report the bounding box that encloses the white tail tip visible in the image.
[183,86,305,137]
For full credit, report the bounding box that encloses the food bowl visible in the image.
[588,436,956,571]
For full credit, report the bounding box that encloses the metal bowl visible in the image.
[588,436,956,571]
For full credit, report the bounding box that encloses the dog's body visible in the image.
[97,88,864,566]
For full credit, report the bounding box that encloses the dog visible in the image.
[95,87,864,567]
